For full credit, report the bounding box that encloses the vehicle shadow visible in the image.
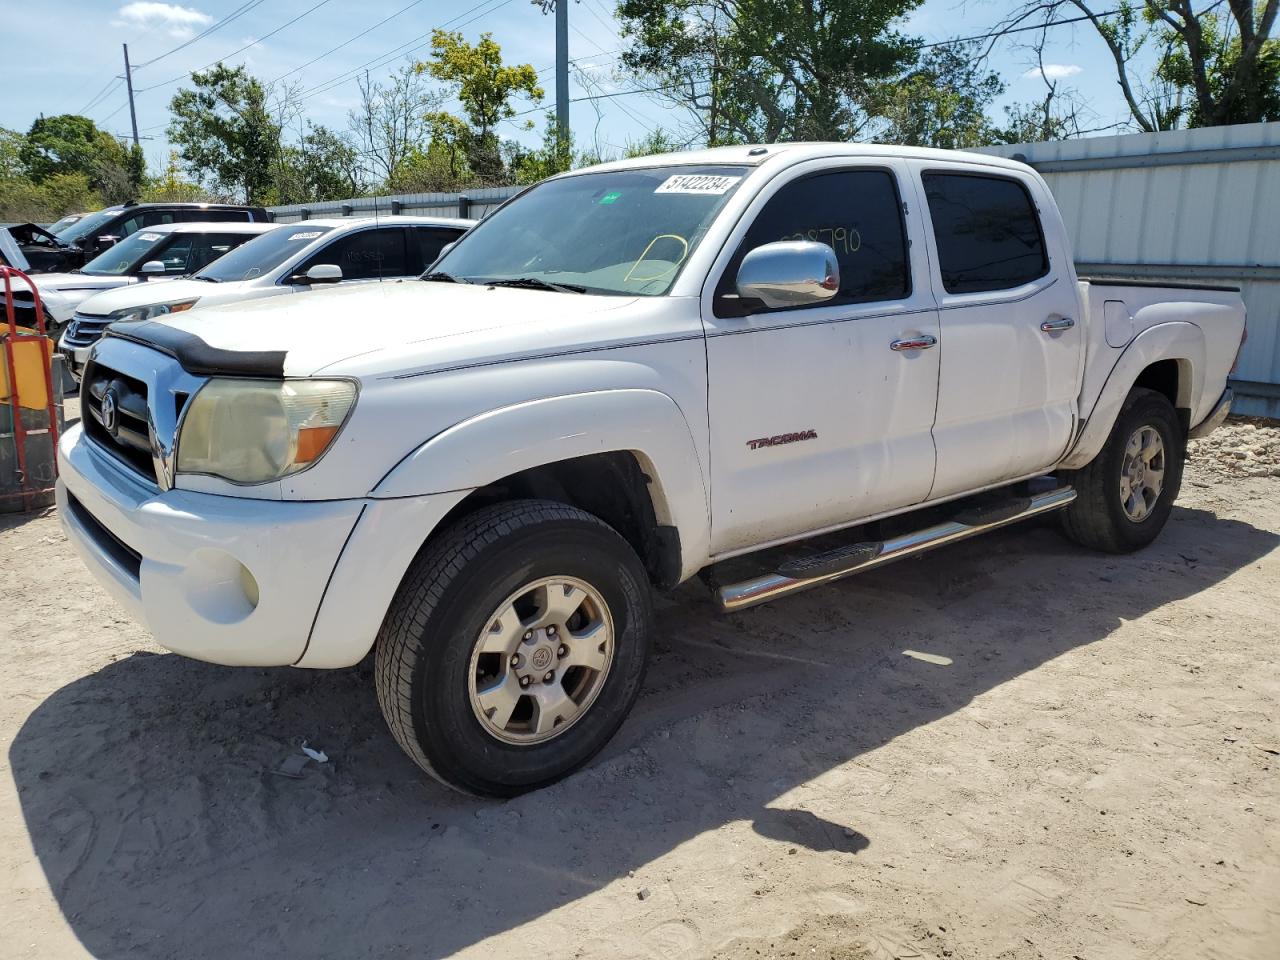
[10,504,1277,959]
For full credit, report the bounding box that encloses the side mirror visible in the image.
[140,260,166,280]
[294,263,343,285]
[434,242,456,264]
[95,234,118,252]
[735,241,840,310]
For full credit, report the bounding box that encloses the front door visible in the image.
[910,165,1083,500]
[702,160,941,555]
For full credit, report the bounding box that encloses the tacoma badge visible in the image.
[746,429,817,451]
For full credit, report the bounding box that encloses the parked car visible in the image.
[16,222,277,338]
[5,201,270,274]
[59,215,473,379]
[57,144,1246,798]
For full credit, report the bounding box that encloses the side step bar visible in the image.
[716,486,1077,612]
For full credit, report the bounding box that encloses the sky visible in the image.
[4,0,1163,175]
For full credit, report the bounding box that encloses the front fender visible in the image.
[372,388,712,580]
[1059,321,1204,469]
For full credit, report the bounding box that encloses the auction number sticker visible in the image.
[654,174,741,195]
[288,230,323,241]
[138,233,162,242]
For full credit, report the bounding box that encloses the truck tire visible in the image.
[1058,387,1185,553]
[374,499,653,797]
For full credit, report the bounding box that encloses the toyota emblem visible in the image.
[101,388,119,436]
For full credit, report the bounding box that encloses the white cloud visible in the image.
[1023,63,1084,81]
[115,2,212,39]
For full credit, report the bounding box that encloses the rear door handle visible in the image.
[890,335,937,352]
[1040,317,1075,333]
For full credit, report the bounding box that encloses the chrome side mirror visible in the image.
[140,260,166,280]
[735,241,839,310]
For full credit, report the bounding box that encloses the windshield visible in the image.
[433,165,748,295]
[195,224,334,282]
[55,207,117,244]
[47,214,82,234]
[80,230,170,276]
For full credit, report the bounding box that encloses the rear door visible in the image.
[909,164,1082,500]
[701,159,940,554]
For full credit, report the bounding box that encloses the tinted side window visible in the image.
[413,227,464,271]
[187,233,253,272]
[718,169,910,312]
[116,213,146,237]
[922,173,1048,294]
[301,228,408,281]
[153,235,196,273]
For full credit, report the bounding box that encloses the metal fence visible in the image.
[267,185,520,223]
[977,121,1280,418]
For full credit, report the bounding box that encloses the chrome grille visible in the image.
[79,335,205,490]
[63,312,114,348]
[82,361,157,481]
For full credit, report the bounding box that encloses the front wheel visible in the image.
[374,500,652,796]
[1059,387,1185,553]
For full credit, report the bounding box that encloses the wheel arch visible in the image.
[1060,322,1205,470]
[372,388,711,583]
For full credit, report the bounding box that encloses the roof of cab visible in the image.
[564,142,1035,176]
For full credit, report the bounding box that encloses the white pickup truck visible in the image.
[56,144,1246,796]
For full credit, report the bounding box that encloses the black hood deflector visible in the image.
[103,322,287,378]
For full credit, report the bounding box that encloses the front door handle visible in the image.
[1040,316,1075,333]
[890,335,938,352]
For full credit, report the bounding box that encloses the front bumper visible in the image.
[1189,387,1233,439]
[57,423,366,666]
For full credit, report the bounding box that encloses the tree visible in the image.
[142,151,212,202]
[417,30,543,181]
[168,64,280,203]
[348,65,439,186]
[995,0,1280,130]
[0,128,27,181]
[872,43,1004,148]
[273,124,363,204]
[19,114,137,195]
[617,0,923,143]
[512,112,575,183]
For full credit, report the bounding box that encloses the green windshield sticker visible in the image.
[598,191,622,205]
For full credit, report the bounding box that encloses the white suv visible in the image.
[60,215,474,379]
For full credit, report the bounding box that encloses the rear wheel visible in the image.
[374,500,652,796]
[1059,387,1184,553]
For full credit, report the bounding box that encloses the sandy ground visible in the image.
[1,418,1277,960]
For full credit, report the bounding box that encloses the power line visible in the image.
[133,0,337,93]
[268,0,432,84]
[77,77,124,115]
[132,0,269,68]
[293,0,516,104]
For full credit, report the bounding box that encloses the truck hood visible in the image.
[109,280,659,378]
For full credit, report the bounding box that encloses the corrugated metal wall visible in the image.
[977,121,1280,418]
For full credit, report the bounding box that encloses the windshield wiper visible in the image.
[421,271,470,284]
[192,275,221,283]
[486,277,587,294]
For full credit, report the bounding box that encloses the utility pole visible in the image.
[122,43,140,148]
[555,0,568,152]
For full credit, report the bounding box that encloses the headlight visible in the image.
[108,299,198,323]
[176,379,358,484]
